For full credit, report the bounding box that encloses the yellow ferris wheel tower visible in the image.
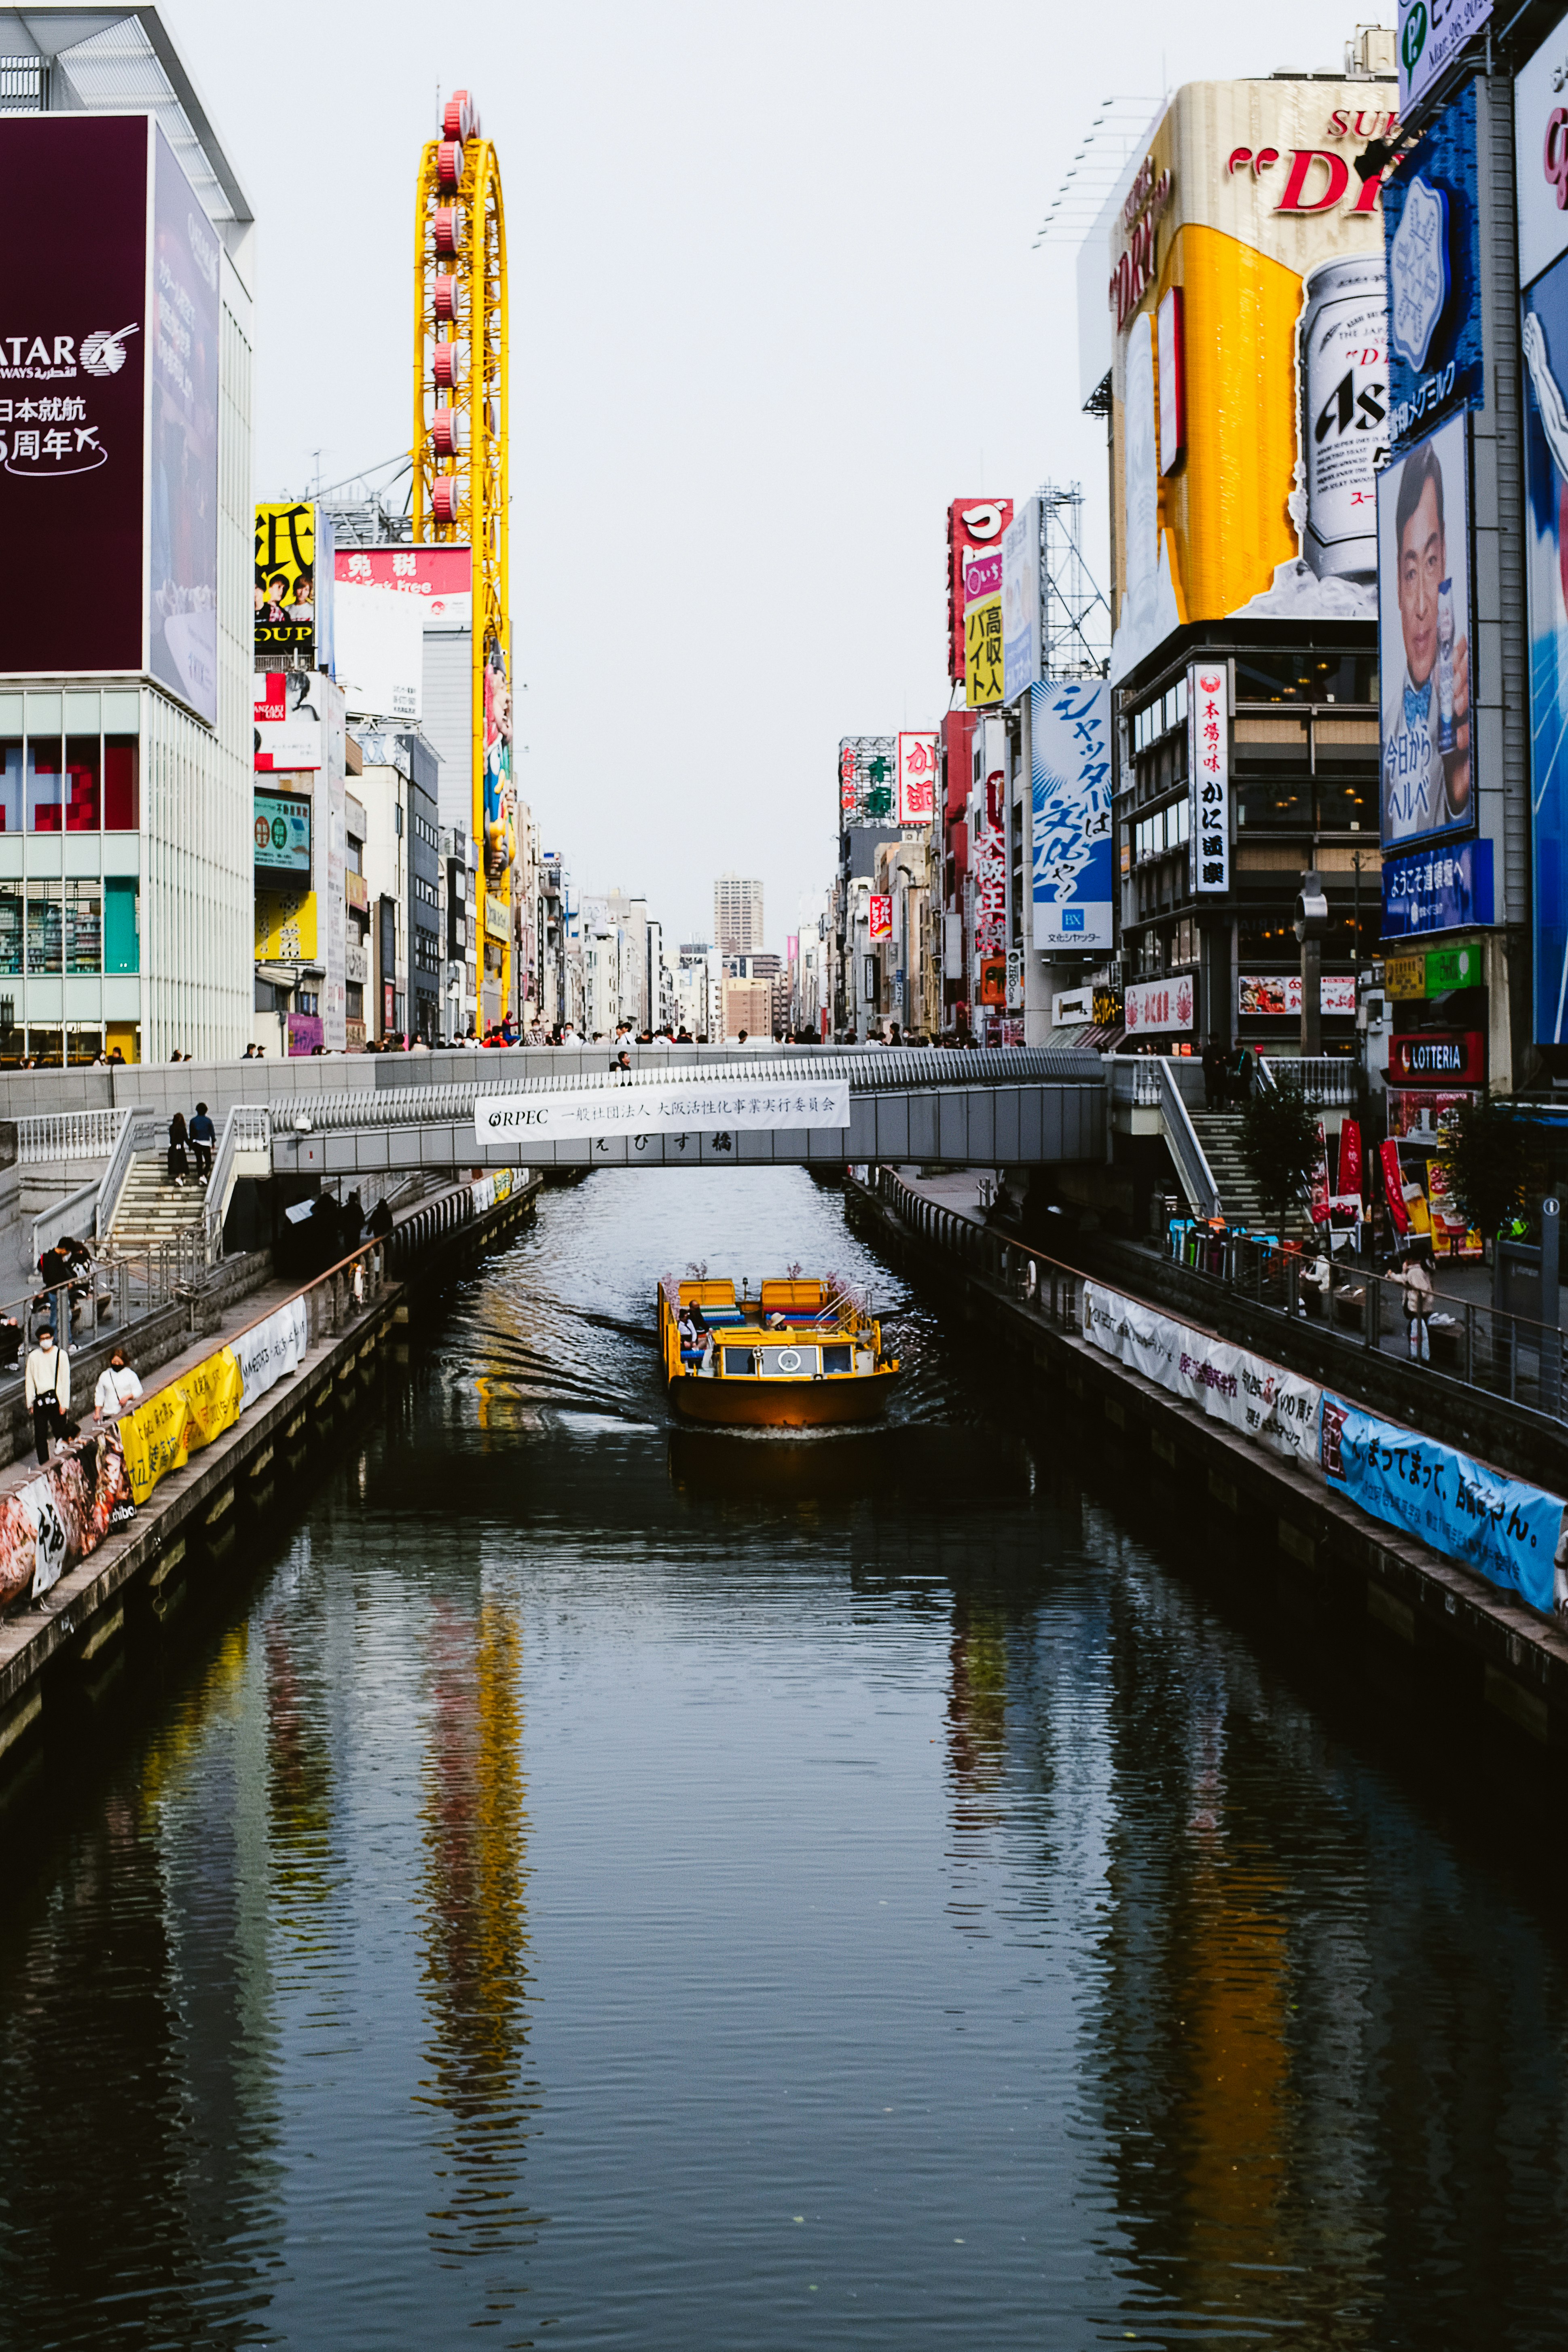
[413,89,512,1022]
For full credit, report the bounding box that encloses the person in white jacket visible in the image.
[94,1349,142,1426]
[24,1326,69,1463]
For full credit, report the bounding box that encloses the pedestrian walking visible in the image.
[1201,1036,1227,1111]
[1227,1043,1255,1107]
[25,1325,69,1463]
[189,1100,215,1181]
[168,1110,189,1184]
[1399,1243,1434,1362]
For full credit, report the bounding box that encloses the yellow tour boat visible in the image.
[658,1273,900,1429]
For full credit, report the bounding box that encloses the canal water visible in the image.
[4,1167,1568,2350]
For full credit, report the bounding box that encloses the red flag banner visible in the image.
[1380,1137,1410,1234]
[1337,1117,1363,1201]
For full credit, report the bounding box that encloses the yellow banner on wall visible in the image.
[256,887,318,962]
[118,1345,244,1505]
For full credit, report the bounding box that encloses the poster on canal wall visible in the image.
[0,1430,131,1610]
[1081,1282,1322,1476]
[1320,1393,1566,1615]
[475,1074,851,1146]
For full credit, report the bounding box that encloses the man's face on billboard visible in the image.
[1397,472,1445,689]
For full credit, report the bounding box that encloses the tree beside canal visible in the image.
[1239,1073,1319,1225]
[1437,1091,1532,1261]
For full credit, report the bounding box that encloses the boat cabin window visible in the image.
[722,1348,755,1376]
[758,1345,817,1377]
[823,1345,852,1375]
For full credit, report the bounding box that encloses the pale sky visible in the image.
[171,0,1387,950]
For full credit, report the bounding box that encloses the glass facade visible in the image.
[0,690,142,1066]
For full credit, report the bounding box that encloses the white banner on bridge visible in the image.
[236,1296,309,1414]
[474,1073,852,1145]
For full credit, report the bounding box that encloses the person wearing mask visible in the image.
[25,1324,69,1462]
[1399,1243,1435,1361]
[94,1347,142,1426]
[189,1100,216,1181]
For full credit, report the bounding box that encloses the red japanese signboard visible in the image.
[946,497,1012,682]
[896,730,937,823]
[868,894,893,941]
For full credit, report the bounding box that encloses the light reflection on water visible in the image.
[0,1168,1567,2349]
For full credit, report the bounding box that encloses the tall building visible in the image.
[0,6,255,1064]
[714,873,764,955]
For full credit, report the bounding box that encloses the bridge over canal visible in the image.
[263,1046,1107,1178]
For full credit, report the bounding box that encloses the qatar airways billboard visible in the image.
[0,114,220,722]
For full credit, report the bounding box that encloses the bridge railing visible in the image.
[16,1107,127,1163]
[270,1046,1105,1136]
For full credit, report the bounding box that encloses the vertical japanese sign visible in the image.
[947,497,1011,681]
[973,735,1008,999]
[868,895,893,942]
[1030,680,1112,952]
[0,115,149,678]
[1001,497,1041,702]
[896,731,937,823]
[1187,661,1230,893]
[147,126,220,726]
[255,501,318,661]
[964,550,1005,708]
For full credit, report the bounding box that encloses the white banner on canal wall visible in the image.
[236,1296,309,1415]
[1081,1281,1322,1480]
[474,1074,851,1145]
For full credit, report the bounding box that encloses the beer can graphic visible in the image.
[1299,255,1388,581]
[1437,578,1456,752]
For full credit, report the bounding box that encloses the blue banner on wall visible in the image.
[1384,78,1484,453]
[1320,1394,1564,1614]
[1381,836,1493,939]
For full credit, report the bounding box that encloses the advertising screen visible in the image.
[1030,680,1112,952]
[1522,250,1568,1041]
[1106,79,1390,685]
[0,115,149,678]
[147,127,219,725]
[1377,410,1473,848]
[254,791,311,874]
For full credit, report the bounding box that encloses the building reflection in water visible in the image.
[417,1588,540,2296]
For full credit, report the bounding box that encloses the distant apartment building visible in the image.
[714,873,764,956]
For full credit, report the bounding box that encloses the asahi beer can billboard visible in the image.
[1299,254,1388,582]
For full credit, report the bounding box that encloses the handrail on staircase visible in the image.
[203,1104,271,1264]
[28,1104,159,1269]
[1155,1058,1223,1219]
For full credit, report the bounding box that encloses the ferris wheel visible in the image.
[413,87,512,1020]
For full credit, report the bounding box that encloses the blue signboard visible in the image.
[1522,248,1568,1041]
[1381,836,1493,939]
[1383,79,1484,452]
[1030,679,1112,953]
[1321,1393,1563,1616]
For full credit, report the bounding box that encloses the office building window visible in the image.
[104,736,139,830]
[66,878,101,973]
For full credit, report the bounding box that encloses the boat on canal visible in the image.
[658,1272,899,1429]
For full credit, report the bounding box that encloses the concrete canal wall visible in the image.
[0,1173,542,1776]
[849,1172,1568,1761]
